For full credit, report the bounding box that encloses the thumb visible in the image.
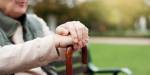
[56,27,69,36]
[55,34,73,48]
[59,36,73,48]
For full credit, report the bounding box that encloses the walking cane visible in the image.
[65,46,88,75]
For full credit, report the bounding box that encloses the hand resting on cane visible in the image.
[54,21,89,60]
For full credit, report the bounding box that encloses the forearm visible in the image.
[0,35,58,74]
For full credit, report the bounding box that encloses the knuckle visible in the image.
[85,27,88,31]
[79,27,83,30]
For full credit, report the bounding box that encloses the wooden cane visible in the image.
[65,46,88,75]
[65,46,73,75]
[81,46,88,74]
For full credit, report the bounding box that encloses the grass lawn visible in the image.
[89,43,150,75]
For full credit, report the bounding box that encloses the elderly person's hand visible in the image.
[54,34,73,48]
[56,21,89,50]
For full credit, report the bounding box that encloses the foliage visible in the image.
[33,0,104,31]
[33,0,150,33]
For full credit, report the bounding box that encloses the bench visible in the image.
[42,46,132,75]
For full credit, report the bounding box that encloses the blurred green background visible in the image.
[29,0,150,75]
[89,43,150,75]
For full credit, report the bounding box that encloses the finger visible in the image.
[74,21,83,42]
[60,36,73,47]
[79,41,83,48]
[81,25,86,47]
[83,26,89,42]
[56,34,73,48]
[76,21,88,47]
[67,22,78,43]
[83,27,89,42]
[56,25,69,36]
[82,30,86,47]
[73,44,79,51]
[82,40,87,47]
[77,21,88,40]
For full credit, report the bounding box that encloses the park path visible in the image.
[89,37,150,45]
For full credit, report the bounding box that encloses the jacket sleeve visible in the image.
[36,14,67,61]
[0,35,58,74]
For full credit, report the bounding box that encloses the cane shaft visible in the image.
[66,47,73,75]
[82,46,88,64]
[65,46,88,75]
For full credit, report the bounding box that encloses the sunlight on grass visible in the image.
[89,43,150,75]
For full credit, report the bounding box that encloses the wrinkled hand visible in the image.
[54,34,73,48]
[56,21,89,50]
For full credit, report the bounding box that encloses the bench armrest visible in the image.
[88,63,132,75]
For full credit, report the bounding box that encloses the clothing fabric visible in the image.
[0,12,59,75]
[0,11,44,46]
